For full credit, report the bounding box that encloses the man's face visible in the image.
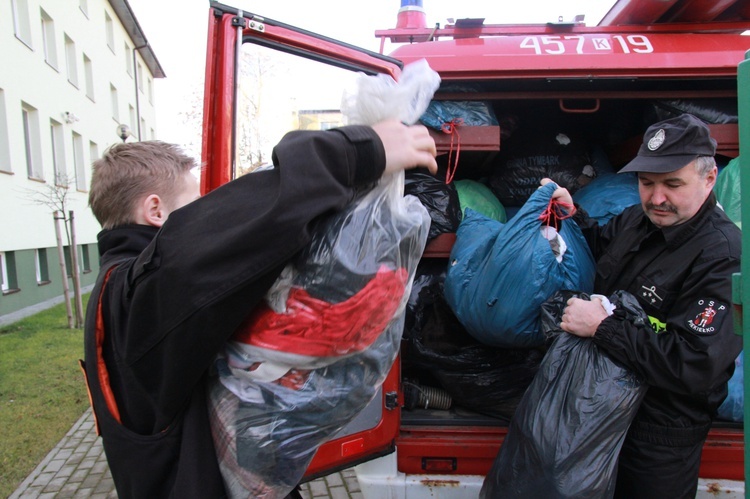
[637,161,716,228]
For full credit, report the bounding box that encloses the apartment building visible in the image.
[0,0,164,324]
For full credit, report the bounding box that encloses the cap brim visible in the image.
[618,154,698,174]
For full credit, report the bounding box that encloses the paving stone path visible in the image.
[11,408,363,499]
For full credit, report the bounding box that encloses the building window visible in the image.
[63,247,73,278]
[140,117,146,140]
[81,244,91,273]
[64,34,79,88]
[147,77,153,104]
[22,103,43,180]
[72,131,86,191]
[50,119,66,185]
[129,104,136,130]
[83,53,95,101]
[89,140,99,163]
[79,0,88,17]
[36,248,50,284]
[40,9,59,70]
[110,84,119,121]
[11,0,32,48]
[137,63,144,93]
[105,11,115,52]
[1,251,19,293]
[125,43,133,76]
[0,89,10,173]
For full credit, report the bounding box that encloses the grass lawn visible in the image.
[0,296,90,498]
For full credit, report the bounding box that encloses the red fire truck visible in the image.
[203,1,750,496]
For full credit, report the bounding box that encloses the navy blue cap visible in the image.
[619,113,717,174]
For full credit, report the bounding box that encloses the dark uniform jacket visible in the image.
[82,126,386,498]
[580,192,741,443]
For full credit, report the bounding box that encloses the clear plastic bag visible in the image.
[209,60,437,498]
[341,58,440,127]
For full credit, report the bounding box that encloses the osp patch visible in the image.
[686,298,728,335]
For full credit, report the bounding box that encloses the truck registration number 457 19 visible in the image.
[520,35,654,55]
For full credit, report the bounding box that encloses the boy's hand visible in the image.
[373,120,438,176]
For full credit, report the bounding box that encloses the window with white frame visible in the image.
[129,104,136,130]
[12,0,32,48]
[83,53,95,101]
[0,89,10,173]
[65,33,79,88]
[105,11,115,52]
[81,244,91,273]
[125,43,133,76]
[137,62,144,92]
[110,84,119,121]
[50,119,66,185]
[1,252,8,292]
[1,251,18,292]
[89,140,99,164]
[147,77,153,104]
[40,9,59,69]
[63,246,73,278]
[22,102,43,180]
[72,131,86,191]
[36,248,50,283]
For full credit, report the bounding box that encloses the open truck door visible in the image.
[202,1,406,481]
[202,0,750,495]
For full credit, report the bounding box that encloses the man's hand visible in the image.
[540,177,574,207]
[372,120,438,176]
[560,297,609,338]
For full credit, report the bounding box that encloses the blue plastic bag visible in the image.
[444,182,595,348]
[717,352,743,422]
[572,172,641,225]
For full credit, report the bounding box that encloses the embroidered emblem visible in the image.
[648,316,667,334]
[686,299,727,335]
[641,285,663,305]
[648,129,666,151]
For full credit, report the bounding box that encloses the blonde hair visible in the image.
[89,141,197,229]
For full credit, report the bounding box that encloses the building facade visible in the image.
[0,0,164,325]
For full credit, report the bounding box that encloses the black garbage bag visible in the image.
[404,261,543,419]
[404,171,462,241]
[404,260,447,342]
[480,290,649,499]
[488,130,594,207]
[651,99,738,124]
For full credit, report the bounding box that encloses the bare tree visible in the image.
[234,46,297,175]
[21,175,84,328]
[176,83,205,162]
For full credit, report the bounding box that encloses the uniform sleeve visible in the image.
[572,204,638,260]
[118,126,387,430]
[593,251,741,395]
